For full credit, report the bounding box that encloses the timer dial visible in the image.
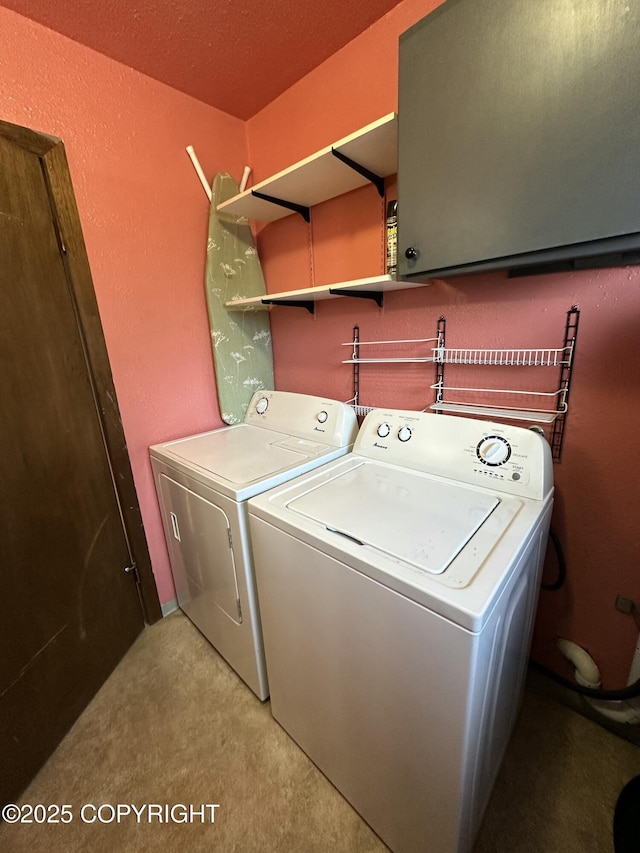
[476,435,511,466]
[398,426,412,442]
[377,423,391,438]
[255,397,269,415]
[317,411,328,423]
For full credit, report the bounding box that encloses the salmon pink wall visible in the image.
[0,6,247,605]
[247,0,640,687]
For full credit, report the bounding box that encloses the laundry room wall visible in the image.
[0,6,247,606]
[246,0,640,688]
[5,0,640,686]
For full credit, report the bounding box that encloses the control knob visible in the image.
[377,423,391,438]
[476,435,511,466]
[255,397,269,415]
[317,411,328,424]
[398,426,412,442]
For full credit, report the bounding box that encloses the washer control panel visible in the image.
[355,409,553,500]
[244,391,358,447]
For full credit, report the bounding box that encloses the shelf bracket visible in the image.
[550,305,580,462]
[329,288,384,308]
[352,324,360,411]
[433,316,447,413]
[262,298,315,315]
[250,190,310,222]
[331,148,385,197]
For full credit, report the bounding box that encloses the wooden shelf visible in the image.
[219,114,422,315]
[225,275,427,313]
[217,113,398,223]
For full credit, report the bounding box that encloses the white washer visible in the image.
[149,390,358,700]
[248,409,553,853]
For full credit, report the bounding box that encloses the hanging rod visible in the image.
[430,383,566,400]
[343,357,435,364]
[343,335,438,362]
[429,401,561,423]
[341,337,439,346]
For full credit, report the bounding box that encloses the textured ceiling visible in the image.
[2,0,402,119]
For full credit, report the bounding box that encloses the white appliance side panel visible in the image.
[152,460,268,700]
[251,517,480,853]
[463,504,551,844]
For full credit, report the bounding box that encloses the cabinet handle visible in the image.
[405,247,418,260]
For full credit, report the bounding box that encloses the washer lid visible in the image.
[286,461,500,575]
[164,425,313,484]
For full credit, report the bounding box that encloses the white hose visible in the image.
[556,637,640,724]
[556,638,601,688]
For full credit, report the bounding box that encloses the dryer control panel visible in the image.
[244,390,358,448]
[355,409,553,500]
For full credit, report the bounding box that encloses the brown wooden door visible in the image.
[0,122,159,802]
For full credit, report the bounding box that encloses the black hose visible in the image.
[541,526,566,591]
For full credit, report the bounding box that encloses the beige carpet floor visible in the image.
[1,611,638,852]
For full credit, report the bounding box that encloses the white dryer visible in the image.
[248,409,553,853]
[149,391,358,700]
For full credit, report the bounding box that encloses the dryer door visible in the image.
[158,473,242,626]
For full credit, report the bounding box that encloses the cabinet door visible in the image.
[398,0,640,279]
[158,474,242,627]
